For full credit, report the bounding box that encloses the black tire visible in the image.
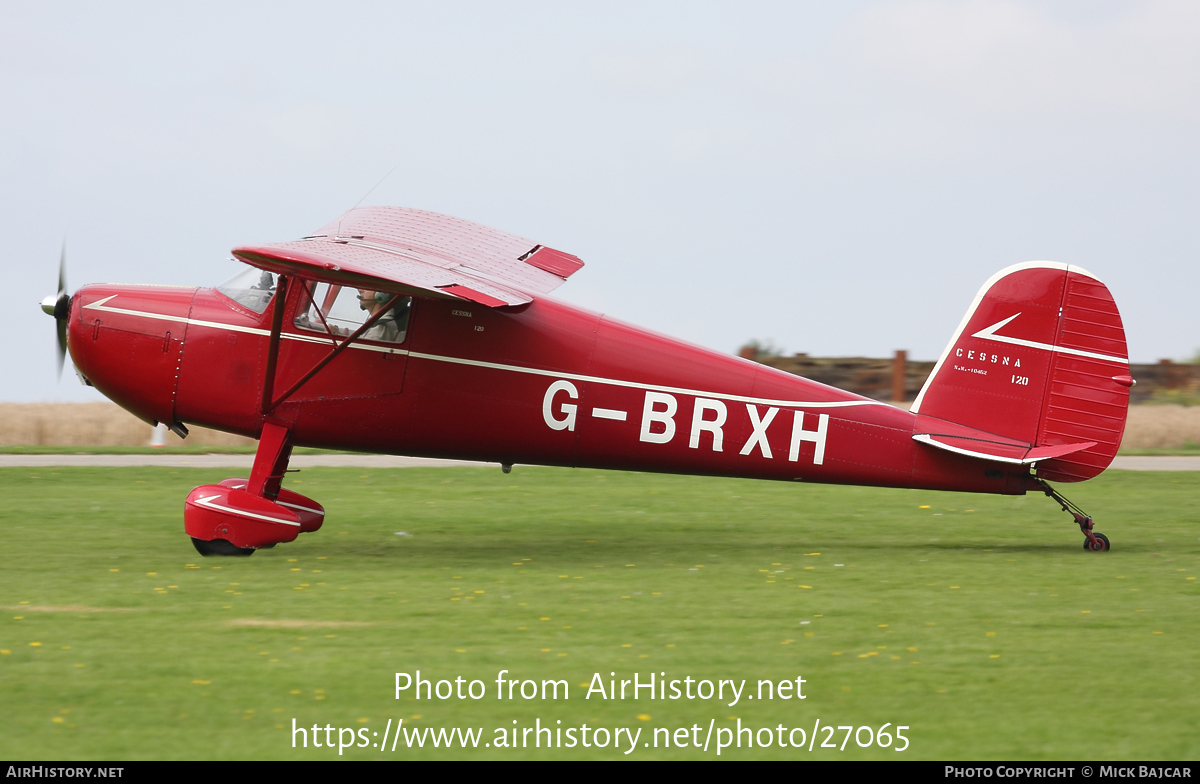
[1083,532,1111,552]
[191,537,255,557]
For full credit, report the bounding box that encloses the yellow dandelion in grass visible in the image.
[621,644,632,648]
[357,717,369,724]
[290,690,301,694]
[0,650,9,655]
[831,652,842,656]
[540,648,551,653]
[13,616,23,621]
[990,654,1001,659]
[411,715,422,720]
[986,632,996,637]
[906,647,918,653]
[29,642,41,647]
[799,585,812,589]
[621,595,631,599]
[638,654,648,658]
[558,653,568,657]
[192,680,211,685]
[474,590,485,595]
[455,648,466,653]
[950,586,960,590]
[637,714,651,721]
[804,632,814,638]
[539,616,550,621]
[52,717,64,724]
[891,656,901,660]
[878,624,888,628]
[1153,631,1163,635]
[919,505,930,509]
[781,639,794,645]
[666,644,675,648]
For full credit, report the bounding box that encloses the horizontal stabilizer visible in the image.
[914,433,1096,465]
[233,206,584,308]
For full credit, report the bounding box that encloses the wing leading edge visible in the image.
[232,206,584,308]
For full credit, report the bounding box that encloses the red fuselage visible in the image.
[67,281,1029,497]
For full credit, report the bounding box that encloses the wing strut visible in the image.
[258,277,401,415]
[260,275,291,415]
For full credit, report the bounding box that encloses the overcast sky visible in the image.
[4,0,1198,402]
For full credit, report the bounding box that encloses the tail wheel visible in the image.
[191,537,255,557]
[1083,532,1111,552]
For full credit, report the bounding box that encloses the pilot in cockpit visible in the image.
[357,289,407,343]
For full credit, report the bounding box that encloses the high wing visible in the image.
[231,206,584,307]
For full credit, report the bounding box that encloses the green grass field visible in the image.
[0,467,1196,760]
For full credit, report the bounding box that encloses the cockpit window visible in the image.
[293,282,412,344]
[217,265,278,314]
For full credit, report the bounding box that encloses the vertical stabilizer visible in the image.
[911,262,1131,482]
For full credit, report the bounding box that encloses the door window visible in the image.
[293,283,412,344]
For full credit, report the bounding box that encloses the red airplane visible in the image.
[42,207,1133,556]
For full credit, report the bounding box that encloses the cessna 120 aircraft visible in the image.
[41,207,1132,556]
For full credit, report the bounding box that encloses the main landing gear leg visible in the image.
[1036,478,1110,552]
[183,420,325,556]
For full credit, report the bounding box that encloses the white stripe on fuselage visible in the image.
[82,295,888,411]
[82,295,405,355]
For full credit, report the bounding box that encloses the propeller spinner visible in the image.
[39,244,70,378]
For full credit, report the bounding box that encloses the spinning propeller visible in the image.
[40,243,70,378]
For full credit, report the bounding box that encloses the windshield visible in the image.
[217,265,278,314]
